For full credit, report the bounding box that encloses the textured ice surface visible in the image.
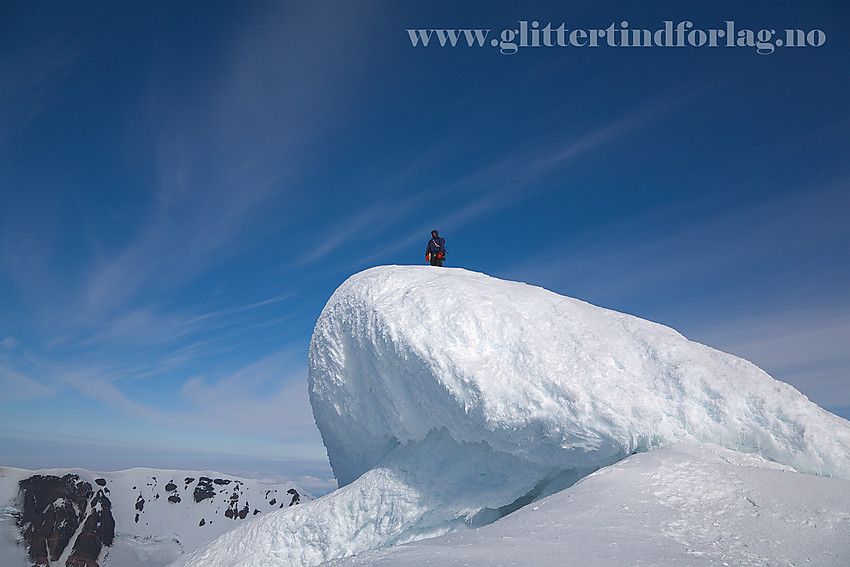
[310,266,850,486]
[175,266,850,567]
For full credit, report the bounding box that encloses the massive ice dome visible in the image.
[310,266,850,485]
[175,266,850,567]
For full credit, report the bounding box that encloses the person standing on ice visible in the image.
[425,229,446,266]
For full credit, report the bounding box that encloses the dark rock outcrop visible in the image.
[224,502,250,520]
[287,488,301,506]
[193,477,216,502]
[67,490,115,567]
[19,474,90,564]
[18,474,115,567]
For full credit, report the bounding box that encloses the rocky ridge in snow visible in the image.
[0,466,308,567]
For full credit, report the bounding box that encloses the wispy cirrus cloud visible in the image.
[692,306,850,409]
[509,176,850,305]
[504,181,850,409]
[336,101,680,268]
[5,345,324,457]
[2,4,379,466]
[0,365,52,399]
[78,1,387,320]
[80,148,290,319]
[179,350,321,444]
[79,283,296,350]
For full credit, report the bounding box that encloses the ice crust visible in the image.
[175,266,850,567]
[309,266,850,486]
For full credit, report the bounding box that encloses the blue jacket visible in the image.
[426,236,446,256]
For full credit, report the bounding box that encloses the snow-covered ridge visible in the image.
[176,266,850,567]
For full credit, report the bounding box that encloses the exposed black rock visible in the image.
[19,474,90,564]
[95,478,107,487]
[185,477,195,484]
[269,498,276,506]
[67,490,115,567]
[213,478,231,485]
[199,518,206,527]
[165,481,177,492]
[18,474,115,567]
[193,477,216,503]
[135,495,145,511]
[287,488,301,506]
[168,494,181,504]
[222,487,246,520]
[253,509,261,515]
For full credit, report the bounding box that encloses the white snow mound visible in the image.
[175,266,850,567]
[310,266,850,485]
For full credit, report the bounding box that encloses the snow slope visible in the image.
[0,466,309,567]
[326,443,850,567]
[175,266,850,567]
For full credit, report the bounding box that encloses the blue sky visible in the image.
[1,1,848,492]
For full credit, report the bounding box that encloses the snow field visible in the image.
[326,444,850,566]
